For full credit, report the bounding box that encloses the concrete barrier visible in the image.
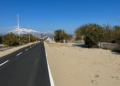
[99,42,120,51]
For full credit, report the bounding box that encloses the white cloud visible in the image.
[0,26,54,35]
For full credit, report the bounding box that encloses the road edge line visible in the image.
[45,51,55,86]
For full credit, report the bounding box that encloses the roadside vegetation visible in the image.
[1,23,120,47]
[74,23,120,47]
[1,32,40,46]
[0,36,2,44]
[54,29,73,43]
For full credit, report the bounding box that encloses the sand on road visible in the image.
[44,42,120,86]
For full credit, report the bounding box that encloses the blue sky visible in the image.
[0,0,120,34]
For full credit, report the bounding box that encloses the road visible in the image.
[0,42,50,86]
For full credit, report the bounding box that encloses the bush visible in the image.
[75,23,105,47]
[22,34,36,43]
[2,32,19,46]
[54,29,63,42]
[113,26,120,44]
[103,24,114,42]
[2,32,38,46]
[75,23,120,47]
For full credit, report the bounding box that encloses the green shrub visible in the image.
[75,23,120,47]
[113,26,120,45]
[2,32,19,46]
[75,23,105,47]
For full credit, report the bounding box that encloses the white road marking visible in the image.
[0,60,9,66]
[25,49,28,51]
[45,51,55,86]
[16,52,22,56]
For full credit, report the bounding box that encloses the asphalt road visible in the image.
[0,42,50,86]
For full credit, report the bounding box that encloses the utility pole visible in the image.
[33,31,34,39]
[41,34,42,40]
[27,25,30,42]
[14,14,22,45]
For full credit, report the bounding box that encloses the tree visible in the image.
[54,29,63,42]
[67,34,73,40]
[74,24,92,40]
[102,24,114,42]
[2,32,19,46]
[85,24,105,46]
[74,29,82,40]
[75,23,120,46]
[113,26,120,44]
[21,34,36,43]
[54,29,73,43]
[75,23,105,47]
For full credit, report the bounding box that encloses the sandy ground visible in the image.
[44,42,120,86]
[0,43,33,58]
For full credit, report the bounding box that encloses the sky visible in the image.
[0,0,120,34]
